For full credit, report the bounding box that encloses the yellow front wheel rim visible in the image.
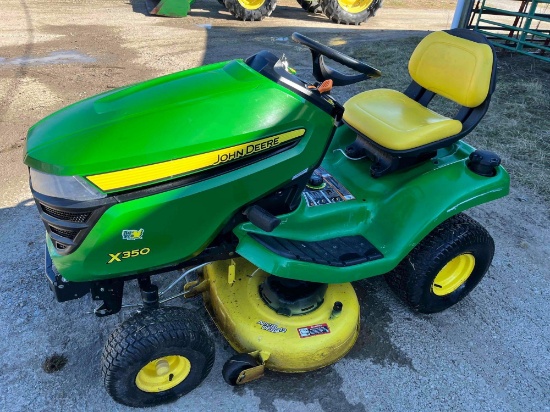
[135,355,191,393]
[337,0,373,13]
[432,254,475,296]
[237,0,265,10]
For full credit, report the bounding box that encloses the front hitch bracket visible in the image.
[91,280,124,317]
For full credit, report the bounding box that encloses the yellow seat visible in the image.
[344,89,463,151]
[343,30,495,153]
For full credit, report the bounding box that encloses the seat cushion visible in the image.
[343,89,463,151]
[408,31,494,108]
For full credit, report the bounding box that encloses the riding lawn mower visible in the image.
[25,29,509,406]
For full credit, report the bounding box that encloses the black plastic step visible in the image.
[249,234,383,267]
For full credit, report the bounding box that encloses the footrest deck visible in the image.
[249,234,383,267]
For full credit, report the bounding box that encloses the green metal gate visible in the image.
[470,0,550,62]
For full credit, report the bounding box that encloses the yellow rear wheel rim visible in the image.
[432,254,475,296]
[237,0,265,10]
[135,355,191,393]
[337,0,373,13]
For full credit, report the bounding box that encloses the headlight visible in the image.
[29,169,106,201]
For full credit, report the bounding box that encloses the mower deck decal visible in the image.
[298,324,330,338]
[257,321,287,333]
[87,129,305,192]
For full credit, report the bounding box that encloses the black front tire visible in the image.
[224,0,277,21]
[384,213,495,314]
[101,307,215,407]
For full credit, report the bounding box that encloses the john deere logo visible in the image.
[122,229,144,240]
[213,137,281,166]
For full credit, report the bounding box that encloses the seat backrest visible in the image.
[408,29,494,108]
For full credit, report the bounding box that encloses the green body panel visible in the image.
[47,111,334,281]
[148,0,195,17]
[234,125,510,283]
[25,60,305,182]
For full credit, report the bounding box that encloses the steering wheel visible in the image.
[291,32,381,86]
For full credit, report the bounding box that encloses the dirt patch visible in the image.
[42,353,68,373]
[384,0,456,9]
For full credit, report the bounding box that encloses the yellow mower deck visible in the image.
[202,258,360,372]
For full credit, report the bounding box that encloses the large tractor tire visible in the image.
[384,213,495,314]
[224,0,277,21]
[296,0,322,14]
[102,307,215,407]
[320,0,382,25]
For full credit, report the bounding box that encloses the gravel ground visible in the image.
[1,0,549,411]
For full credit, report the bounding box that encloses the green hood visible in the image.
[25,60,307,178]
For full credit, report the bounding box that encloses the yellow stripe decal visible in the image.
[87,129,306,192]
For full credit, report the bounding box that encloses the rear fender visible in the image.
[367,159,510,264]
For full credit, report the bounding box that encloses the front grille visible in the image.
[49,226,79,240]
[33,195,112,255]
[41,204,91,223]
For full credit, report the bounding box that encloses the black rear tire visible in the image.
[101,307,215,407]
[224,0,277,21]
[320,0,382,25]
[296,0,322,13]
[384,213,495,314]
